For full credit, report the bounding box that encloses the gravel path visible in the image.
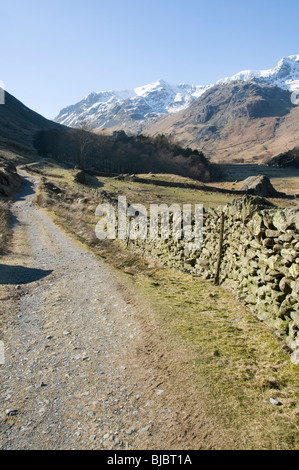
[0,173,181,450]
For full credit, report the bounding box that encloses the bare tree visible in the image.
[76,119,93,168]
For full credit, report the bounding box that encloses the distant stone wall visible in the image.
[130,197,299,363]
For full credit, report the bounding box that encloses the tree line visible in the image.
[34,127,212,181]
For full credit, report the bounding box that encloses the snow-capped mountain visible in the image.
[55,55,299,130]
[218,55,299,92]
[55,80,211,129]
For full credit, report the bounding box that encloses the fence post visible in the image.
[214,211,225,286]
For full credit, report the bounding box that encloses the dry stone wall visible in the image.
[130,197,299,363]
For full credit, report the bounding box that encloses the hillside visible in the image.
[0,90,64,155]
[142,82,299,163]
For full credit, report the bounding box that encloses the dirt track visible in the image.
[0,173,188,450]
[0,170,244,450]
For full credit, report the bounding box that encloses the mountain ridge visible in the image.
[140,81,299,162]
[55,79,211,129]
[54,55,299,131]
[0,90,65,154]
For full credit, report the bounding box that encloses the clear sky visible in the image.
[1,0,298,119]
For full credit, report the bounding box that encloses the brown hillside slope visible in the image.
[0,90,66,154]
[140,82,299,163]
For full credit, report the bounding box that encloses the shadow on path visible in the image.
[15,176,36,202]
[0,265,53,285]
[9,174,37,228]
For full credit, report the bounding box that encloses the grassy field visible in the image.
[24,158,299,209]
[206,163,299,205]
[207,177,299,200]
[22,158,299,449]
[23,159,236,207]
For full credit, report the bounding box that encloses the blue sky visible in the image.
[1,0,298,118]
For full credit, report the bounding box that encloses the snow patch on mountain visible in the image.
[218,55,299,91]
